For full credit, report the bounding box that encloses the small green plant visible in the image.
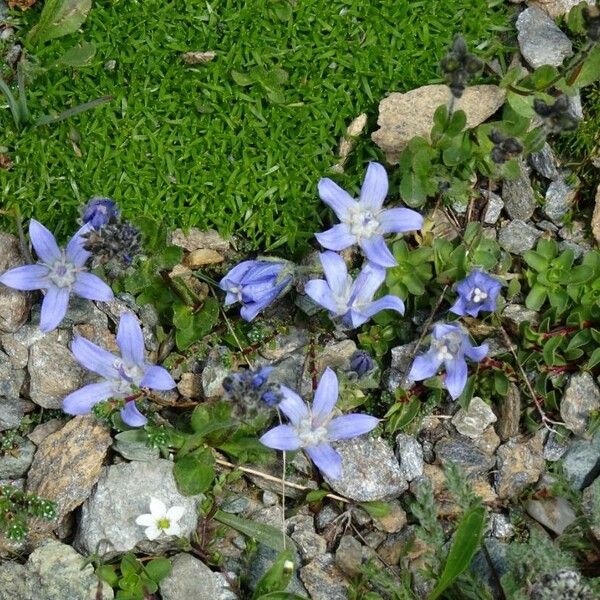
[0,484,57,541]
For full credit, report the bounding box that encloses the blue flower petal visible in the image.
[306,444,343,480]
[121,401,148,427]
[379,207,423,234]
[40,286,70,332]
[312,368,339,426]
[318,178,355,220]
[62,380,115,415]
[359,162,389,210]
[327,414,379,441]
[0,264,49,291]
[444,357,468,400]
[315,224,356,251]
[116,312,145,367]
[71,336,119,379]
[141,365,176,390]
[29,220,61,264]
[359,235,397,268]
[260,424,302,450]
[73,272,114,301]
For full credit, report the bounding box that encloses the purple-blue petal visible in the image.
[432,323,461,340]
[360,295,405,319]
[463,342,489,363]
[278,386,309,426]
[444,357,468,400]
[260,424,302,450]
[327,414,379,441]
[319,251,349,297]
[359,162,388,210]
[304,279,338,314]
[315,224,356,251]
[318,177,355,220]
[311,367,339,426]
[449,296,469,317]
[116,312,145,366]
[71,335,119,379]
[140,365,176,390]
[378,207,423,234]
[73,272,114,302]
[0,264,49,291]
[359,236,397,268]
[220,261,255,290]
[409,351,442,381]
[349,262,386,306]
[29,220,60,264]
[66,224,93,268]
[62,380,115,415]
[40,286,70,332]
[306,444,343,480]
[120,401,148,427]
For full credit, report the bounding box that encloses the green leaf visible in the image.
[214,510,295,554]
[525,284,548,311]
[305,489,329,503]
[360,500,391,519]
[528,65,559,90]
[252,549,295,599]
[231,70,254,86]
[96,565,119,587]
[427,505,486,600]
[173,297,219,350]
[506,92,535,118]
[572,45,600,88]
[446,109,467,136]
[523,251,548,272]
[587,347,600,369]
[173,449,216,495]
[120,553,142,579]
[57,41,96,66]
[28,0,93,46]
[144,557,172,583]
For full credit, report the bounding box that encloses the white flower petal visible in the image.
[164,522,182,537]
[135,514,155,527]
[166,505,185,523]
[149,497,167,518]
[145,526,162,540]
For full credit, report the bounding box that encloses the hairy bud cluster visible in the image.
[534,95,579,133]
[440,35,483,99]
[489,129,523,164]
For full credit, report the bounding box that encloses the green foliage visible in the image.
[96,553,172,600]
[252,549,299,599]
[27,0,92,46]
[0,0,509,251]
[0,484,57,541]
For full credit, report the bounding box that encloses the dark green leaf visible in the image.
[525,284,547,311]
[28,0,93,46]
[252,550,295,599]
[173,449,216,495]
[96,565,119,587]
[360,500,391,519]
[144,557,172,582]
[427,505,486,600]
[57,41,96,66]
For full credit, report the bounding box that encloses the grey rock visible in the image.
[259,327,309,361]
[315,504,340,531]
[0,232,32,333]
[471,539,509,598]
[385,342,417,392]
[435,435,496,476]
[502,303,540,329]
[75,459,201,554]
[517,7,573,69]
[567,92,583,121]
[300,553,348,600]
[452,397,497,439]
[529,0,596,19]
[544,179,576,223]
[537,219,559,233]
[497,383,521,441]
[28,333,86,408]
[559,240,590,260]
[262,491,278,506]
[268,349,307,393]
[560,372,600,436]
[0,562,28,600]
[502,159,536,220]
[482,190,504,225]
[325,437,408,501]
[0,351,26,431]
[495,435,545,499]
[290,515,327,562]
[372,499,407,533]
[0,436,35,479]
[159,553,235,600]
[112,430,160,462]
[581,478,600,541]
[25,540,113,600]
[395,433,424,481]
[201,346,230,398]
[544,431,569,461]
[489,513,514,541]
[561,430,600,489]
[498,220,541,255]
[529,143,560,180]
[0,323,48,369]
[335,535,363,577]
[526,497,576,534]
[221,495,250,514]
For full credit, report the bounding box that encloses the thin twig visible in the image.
[214,457,350,504]
[498,325,564,431]
[409,285,449,361]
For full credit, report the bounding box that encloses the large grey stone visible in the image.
[560,372,600,436]
[372,85,505,164]
[529,0,595,18]
[502,160,536,221]
[385,342,417,392]
[25,540,113,600]
[75,459,202,554]
[482,190,504,225]
[544,179,576,223]
[28,332,86,408]
[300,553,349,600]
[497,382,521,441]
[0,350,26,431]
[495,435,545,499]
[498,220,541,255]
[452,397,497,439]
[159,553,236,600]
[0,232,32,333]
[562,430,600,489]
[526,496,576,534]
[395,433,424,482]
[435,435,496,476]
[517,7,573,69]
[529,143,560,180]
[0,562,27,600]
[0,436,35,479]
[326,437,408,501]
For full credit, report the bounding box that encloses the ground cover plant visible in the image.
[1,1,600,600]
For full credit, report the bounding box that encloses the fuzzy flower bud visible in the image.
[82,197,119,230]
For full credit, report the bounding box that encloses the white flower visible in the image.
[135,497,185,540]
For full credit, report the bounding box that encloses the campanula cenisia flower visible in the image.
[220,259,293,321]
[62,312,175,425]
[449,270,502,318]
[82,197,119,229]
[408,323,488,399]
[0,220,114,332]
[350,350,374,377]
[305,251,405,328]
[315,162,423,268]
[260,368,379,479]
